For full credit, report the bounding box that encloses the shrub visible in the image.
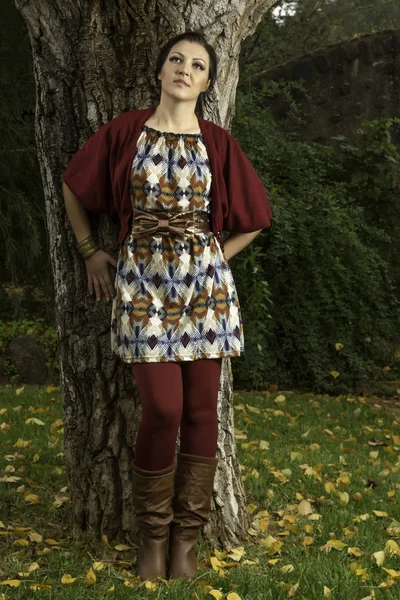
[230,85,400,392]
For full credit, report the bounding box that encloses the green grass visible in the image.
[0,384,399,599]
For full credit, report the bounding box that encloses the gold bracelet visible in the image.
[76,234,94,249]
[82,246,100,260]
[76,236,100,259]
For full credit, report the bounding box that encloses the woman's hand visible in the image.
[85,249,118,302]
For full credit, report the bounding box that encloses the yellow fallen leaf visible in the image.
[227,546,246,561]
[259,440,270,450]
[247,504,258,514]
[102,534,110,546]
[12,526,31,536]
[85,567,96,585]
[13,438,31,448]
[114,544,131,551]
[320,539,347,552]
[337,492,349,504]
[227,593,242,600]
[28,562,40,572]
[61,573,77,584]
[290,452,302,461]
[308,513,321,521]
[210,556,224,571]
[145,580,158,590]
[373,510,389,518]
[303,536,314,547]
[288,581,299,597]
[24,493,40,504]
[355,568,369,581]
[352,514,369,523]
[16,387,25,395]
[324,586,332,596]
[330,371,340,379]
[385,540,400,556]
[246,403,262,413]
[259,518,269,532]
[280,564,294,573]
[0,580,22,587]
[209,590,223,600]
[30,583,52,590]
[348,547,364,557]
[259,535,283,555]
[13,539,29,547]
[382,568,400,580]
[45,538,61,545]
[25,418,45,426]
[378,580,396,589]
[371,551,385,566]
[298,500,313,515]
[103,584,115,595]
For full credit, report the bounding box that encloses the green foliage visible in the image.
[0,2,53,306]
[239,0,400,91]
[332,119,400,289]
[228,240,273,389]
[230,84,400,392]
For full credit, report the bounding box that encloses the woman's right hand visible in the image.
[84,249,118,302]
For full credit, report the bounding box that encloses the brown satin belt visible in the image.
[131,208,211,240]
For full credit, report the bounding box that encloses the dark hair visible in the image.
[154,30,218,116]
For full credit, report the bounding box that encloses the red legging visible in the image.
[131,358,222,471]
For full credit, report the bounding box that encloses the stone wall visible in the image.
[260,29,400,145]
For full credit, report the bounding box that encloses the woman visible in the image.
[63,30,272,582]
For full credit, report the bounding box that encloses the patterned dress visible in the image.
[110,124,244,363]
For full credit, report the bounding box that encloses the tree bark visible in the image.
[13,0,275,550]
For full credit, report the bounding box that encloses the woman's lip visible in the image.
[174,80,189,86]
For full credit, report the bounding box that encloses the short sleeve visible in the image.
[222,133,272,233]
[63,121,116,215]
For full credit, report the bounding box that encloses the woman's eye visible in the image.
[170,57,204,70]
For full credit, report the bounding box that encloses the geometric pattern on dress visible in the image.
[110,124,244,363]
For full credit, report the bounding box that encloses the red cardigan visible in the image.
[63,106,272,251]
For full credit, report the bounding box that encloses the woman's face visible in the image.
[158,40,211,102]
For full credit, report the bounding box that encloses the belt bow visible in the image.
[131,208,208,240]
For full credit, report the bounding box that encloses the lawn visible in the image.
[0,384,399,599]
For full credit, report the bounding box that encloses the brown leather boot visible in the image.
[131,460,175,581]
[168,453,218,580]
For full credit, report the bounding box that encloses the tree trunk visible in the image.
[13,0,275,550]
